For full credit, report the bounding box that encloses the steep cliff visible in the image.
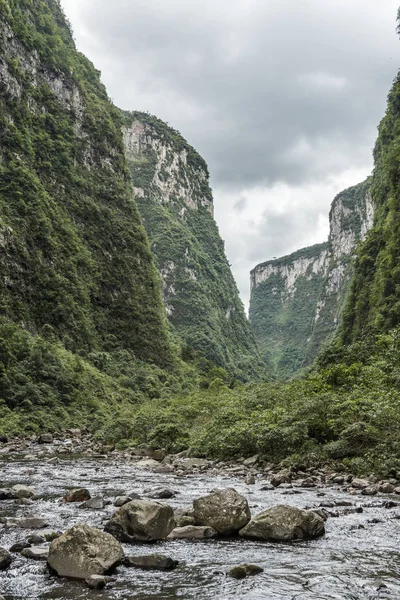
[0,2,174,376]
[122,111,262,380]
[249,179,373,378]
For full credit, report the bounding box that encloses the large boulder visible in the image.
[193,488,250,535]
[104,499,175,542]
[47,524,124,579]
[239,504,325,541]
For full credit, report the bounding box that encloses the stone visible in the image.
[193,488,250,535]
[126,554,178,570]
[379,483,395,494]
[136,459,161,470]
[86,575,116,590]
[79,497,105,509]
[38,434,53,444]
[0,435,8,443]
[10,541,30,553]
[178,458,208,469]
[27,533,45,544]
[64,488,91,503]
[229,564,264,579]
[12,485,35,499]
[243,455,259,467]
[146,487,177,499]
[168,525,217,540]
[239,505,325,542]
[351,478,369,490]
[0,548,12,570]
[270,471,292,487]
[104,499,175,542]
[21,546,49,561]
[361,486,378,496]
[114,496,132,507]
[0,489,17,500]
[174,508,195,527]
[245,475,255,485]
[48,524,124,579]
[5,517,49,529]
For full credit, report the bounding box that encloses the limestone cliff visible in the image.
[249,179,373,378]
[122,111,263,380]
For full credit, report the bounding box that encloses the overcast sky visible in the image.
[61,0,399,309]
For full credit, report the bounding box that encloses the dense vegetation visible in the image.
[122,111,264,381]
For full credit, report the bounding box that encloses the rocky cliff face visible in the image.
[249,179,373,378]
[0,1,173,367]
[122,111,263,380]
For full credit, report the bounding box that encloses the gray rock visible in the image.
[168,525,217,540]
[239,504,325,541]
[0,489,16,500]
[12,485,36,499]
[193,488,251,535]
[114,496,132,507]
[270,470,292,487]
[229,564,264,579]
[351,478,369,490]
[245,475,256,485]
[5,517,49,529]
[126,554,178,570]
[10,541,30,553]
[361,486,378,496]
[0,548,12,570]
[48,524,124,579]
[243,455,259,467]
[38,434,53,444]
[174,508,195,527]
[146,488,177,499]
[64,488,91,503]
[85,575,116,590]
[79,497,105,510]
[104,499,175,542]
[21,546,49,561]
[379,483,395,494]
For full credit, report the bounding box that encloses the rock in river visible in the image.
[126,554,179,570]
[0,548,12,570]
[239,504,325,541]
[104,499,175,542]
[47,524,124,579]
[168,525,217,540]
[193,488,250,535]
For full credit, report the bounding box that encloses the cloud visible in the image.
[60,0,399,306]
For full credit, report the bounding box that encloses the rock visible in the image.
[27,533,45,544]
[361,486,378,496]
[239,505,325,542]
[64,488,91,503]
[126,554,178,570]
[136,459,161,470]
[379,483,395,494]
[245,475,256,485]
[177,458,208,470]
[0,435,8,443]
[229,564,264,579]
[146,487,177,499]
[243,455,259,467]
[79,497,105,510]
[0,548,12,570]
[114,496,132,507]
[48,524,124,579]
[0,489,17,500]
[12,485,36,499]
[351,478,369,490]
[104,499,175,542]
[270,472,291,487]
[5,517,49,529]
[297,478,316,488]
[38,434,53,444]
[168,525,217,540]
[331,475,345,484]
[174,508,195,527]
[86,575,116,590]
[21,546,49,561]
[193,488,250,535]
[10,541,30,553]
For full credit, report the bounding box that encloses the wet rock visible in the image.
[0,489,17,500]
[270,470,291,487]
[168,525,217,540]
[5,517,49,529]
[12,484,35,499]
[79,496,105,510]
[379,483,395,494]
[0,548,12,570]
[239,505,325,541]
[177,458,208,470]
[48,524,124,579]
[64,488,91,503]
[146,487,177,499]
[342,507,363,515]
[10,541,30,553]
[136,459,161,470]
[174,508,195,527]
[27,533,46,544]
[86,575,116,590]
[351,478,369,490]
[193,488,251,535]
[126,554,179,570]
[104,499,175,542]
[361,486,378,496]
[114,496,132,507]
[297,478,316,488]
[245,475,256,485]
[21,546,49,561]
[38,434,53,444]
[229,564,264,579]
[243,455,259,467]
[331,475,345,484]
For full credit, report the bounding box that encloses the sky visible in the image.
[60,0,399,309]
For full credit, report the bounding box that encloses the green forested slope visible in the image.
[122,111,263,380]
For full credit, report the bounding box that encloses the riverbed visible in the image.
[0,445,399,599]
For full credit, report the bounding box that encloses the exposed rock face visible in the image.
[122,111,263,380]
[47,525,124,580]
[249,179,373,378]
[193,488,251,535]
[239,505,325,541]
[104,499,175,542]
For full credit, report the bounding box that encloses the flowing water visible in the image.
[0,452,399,600]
